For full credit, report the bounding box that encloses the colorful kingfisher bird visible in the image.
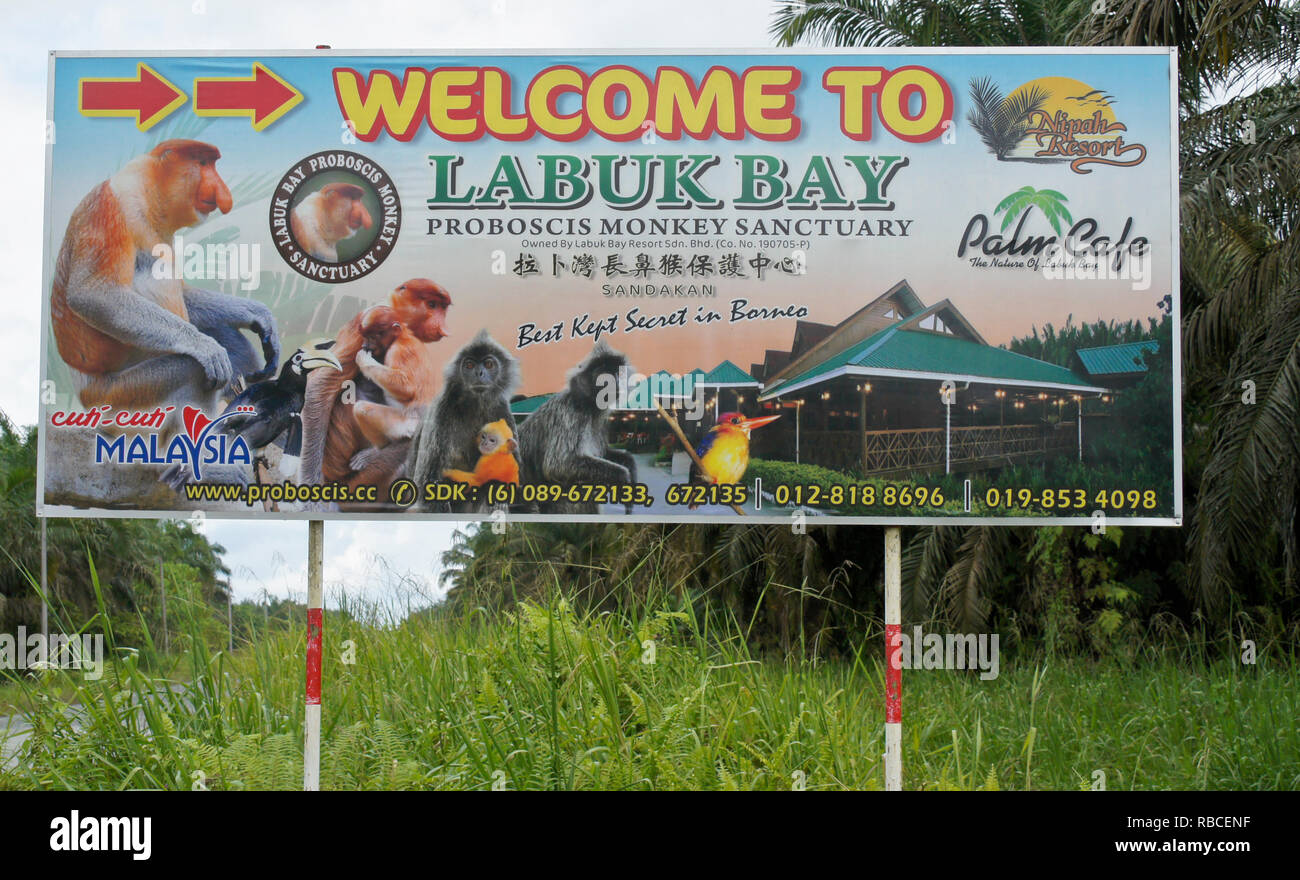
[690,411,781,494]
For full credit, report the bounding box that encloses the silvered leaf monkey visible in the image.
[298,279,451,488]
[406,330,520,512]
[443,420,520,487]
[353,304,440,448]
[290,182,374,262]
[518,340,638,514]
[50,139,280,412]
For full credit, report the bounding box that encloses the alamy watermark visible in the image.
[151,234,261,291]
[1,628,104,680]
[892,626,1000,680]
[595,366,707,421]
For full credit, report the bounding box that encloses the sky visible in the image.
[4,0,777,605]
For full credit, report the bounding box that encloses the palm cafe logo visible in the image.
[966,75,1147,173]
[956,186,1150,281]
[93,405,253,479]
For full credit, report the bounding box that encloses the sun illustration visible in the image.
[1004,76,1121,159]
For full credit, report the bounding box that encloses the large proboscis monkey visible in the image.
[298,279,451,489]
[352,304,440,448]
[50,139,280,413]
[290,182,374,262]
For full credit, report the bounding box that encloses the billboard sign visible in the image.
[39,49,1180,524]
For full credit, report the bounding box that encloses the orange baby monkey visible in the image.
[442,420,519,486]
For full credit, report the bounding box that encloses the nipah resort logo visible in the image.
[967,75,1148,173]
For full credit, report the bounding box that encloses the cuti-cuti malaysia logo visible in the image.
[967,75,1147,174]
[81,405,253,479]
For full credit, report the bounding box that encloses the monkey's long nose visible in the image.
[213,177,233,214]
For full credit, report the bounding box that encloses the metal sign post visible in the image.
[39,517,48,641]
[304,519,324,791]
[158,561,168,655]
[884,526,902,791]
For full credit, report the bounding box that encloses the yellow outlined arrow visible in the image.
[78,63,187,131]
[193,62,303,131]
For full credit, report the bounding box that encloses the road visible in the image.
[0,712,32,771]
[1,682,186,773]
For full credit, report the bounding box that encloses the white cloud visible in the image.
[201,518,461,609]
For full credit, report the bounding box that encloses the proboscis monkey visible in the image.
[352,304,440,448]
[297,279,451,489]
[290,182,374,262]
[50,139,280,412]
[442,420,520,486]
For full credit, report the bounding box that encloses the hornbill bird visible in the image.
[688,411,780,507]
[161,340,340,488]
[223,340,341,478]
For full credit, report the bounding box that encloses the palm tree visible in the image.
[0,412,231,638]
[967,78,1050,160]
[770,0,1080,48]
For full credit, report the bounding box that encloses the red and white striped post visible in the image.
[304,519,324,791]
[884,526,902,790]
[304,43,331,793]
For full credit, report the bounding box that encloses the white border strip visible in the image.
[48,47,1177,58]
[38,503,1180,527]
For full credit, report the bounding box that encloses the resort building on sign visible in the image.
[750,280,1139,476]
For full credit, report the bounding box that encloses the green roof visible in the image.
[1075,341,1159,377]
[510,393,552,416]
[762,322,1103,398]
[615,369,699,409]
[701,360,760,386]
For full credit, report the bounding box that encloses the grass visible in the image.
[2,590,1297,790]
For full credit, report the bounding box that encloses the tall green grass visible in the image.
[3,577,1297,790]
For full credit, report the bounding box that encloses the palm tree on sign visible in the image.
[995,186,1073,235]
[439,1,1300,643]
[967,77,1049,160]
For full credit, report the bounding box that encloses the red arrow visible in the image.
[193,63,303,131]
[79,63,187,131]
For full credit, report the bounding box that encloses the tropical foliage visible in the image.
[1006,313,1164,366]
[0,410,230,642]
[5,593,1296,790]
[994,185,1072,234]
